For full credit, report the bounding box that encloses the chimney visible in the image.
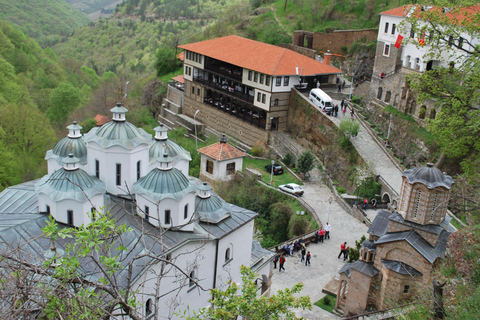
[324,50,331,65]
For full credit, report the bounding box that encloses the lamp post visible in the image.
[349,75,354,100]
[327,197,333,223]
[124,81,129,100]
[386,114,393,147]
[270,160,275,185]
[194,110,200,151]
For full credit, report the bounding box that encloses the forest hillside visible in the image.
[0,0,89,47]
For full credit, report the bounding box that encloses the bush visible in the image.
[283,153,293,166]
[323,296,331,305]
[336,186,347,194]
[251,145,263,157]
[351,96,362,104]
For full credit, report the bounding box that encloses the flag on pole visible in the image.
[394,35,404,48]
[418,32,426,46]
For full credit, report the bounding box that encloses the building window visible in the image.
[383,43,390,56]
[67,210,74,226]
[206,160,213,174]
[137,161,141,180]
[431,193,438,221]
[276,77,281,86]
[192,86,195,94]
[458,37,464,48]
[363,251,367,261]
[248,71,252,81]
[257,92,261,102]
[262,94,266,103]
[165,210,171,225]
[404,285,410,293]
[91,207,96,221]
[384,22,389,33]
[146,299,153,315]
[377,87,383,99]
[225,248,231,262]
[116,163,121,186]
[414,190,422,218]
[184,204,188,220]
[410,28,415,38]
[226,162,235,175]
[46,205,50,214]
[199,55,202,64]
[185,65,189,74]
[283,76,289,86]
[197,88,200,95]
[266,76,270,86]
[274,98,279,105]
[260,74,264,84]
[448,36,453,46]
[254,72,258,82]
[95,159,100,178]
[189,270,195,287]
[145,206,149,221]
[391,23,396,34]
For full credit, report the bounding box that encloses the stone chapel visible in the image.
[336,163,455,315]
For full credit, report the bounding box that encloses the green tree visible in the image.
[46,82,81,126]
[347,235,366,263]
[0,127,20,191]
[297,150,316,179]
[338,118,360,146]
[182,265,311,320]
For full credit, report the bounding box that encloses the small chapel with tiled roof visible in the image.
[336,163,455,315]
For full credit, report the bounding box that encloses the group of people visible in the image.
[314,222,331,243]
[362,198,378,210]
[336,77,346,92]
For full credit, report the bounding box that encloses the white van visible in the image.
[309,88,333,112]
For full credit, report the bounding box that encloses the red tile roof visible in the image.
[178,35,342,76]
[172,75,184,83]
[94,114,110,126]
[198,142,246,161]
[381,4,480,26]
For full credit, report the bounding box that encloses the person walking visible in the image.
[338,84,342,93]
[350,108,355,120]
[341,99,345,109]
[315,230,319,243]
[338,242,347,259]
[371,198,378,210]
[279,254,286,271]
[300,244,306,262]
[319,229,325,243]
[344,246,350,261]
[343,107,346,117]
[334,105,338,117]
[325,222,331,239]
[363,198,368,210]
[342,80,346,89]
[289,243,294,256]
[305,251,311,266]
[273,254,278,269]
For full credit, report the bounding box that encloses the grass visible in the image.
[314,294,337,313]
[450,218,463,230]
[242,157,302,188]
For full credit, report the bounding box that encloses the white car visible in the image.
[279,183,304,196]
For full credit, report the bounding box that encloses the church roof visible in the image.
[361,239,376,252]
[46,137,88,165]
[250,240,276,273]
[94,114,110,126]
[388,211,452,235]
[381,259,423,276]
[339,260,378,278]
[149,140,191,164]
[367,210,391,237]
[198,141,246,161]
[0,180,39,214]
[402,163,454,189]
[133,168,197,202]
[84,122,151,150]
[35,165,106,202]
[195,194,231,224]
[178,35,342,76]
[375,229,442,264]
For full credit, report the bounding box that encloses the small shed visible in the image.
[198,134,246,182]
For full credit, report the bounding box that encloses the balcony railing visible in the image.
[193,77,254,104]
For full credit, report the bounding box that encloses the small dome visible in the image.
[134,167,196,201]
[36,168,105,202]
[85,121,151,149]
[403,163,454,189]
[50,137,87,165]
[195,194,231,224]
[149,140,192,164]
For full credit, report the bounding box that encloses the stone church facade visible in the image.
[336,163,454,315]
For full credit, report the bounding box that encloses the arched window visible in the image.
[146,298,153,315]
[225,248,231,262]
[137,161,141,180]
[274,99,279,106]
[189,270,195,287]
[385,91,391,103]
[413,190,422,218]
[377,87,383,99]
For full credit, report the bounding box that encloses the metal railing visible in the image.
[271,132,300,158]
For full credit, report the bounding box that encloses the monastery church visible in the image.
[0,103,273,319]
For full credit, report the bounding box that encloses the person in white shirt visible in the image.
[325,222,331,240]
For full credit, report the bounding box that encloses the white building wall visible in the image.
[148,158,189,177]
[38,195,103,227]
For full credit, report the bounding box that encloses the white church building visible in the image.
[0,103,274,319]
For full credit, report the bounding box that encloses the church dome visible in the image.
[195,182,231,223]
[51,136,87,164]
[149,140,191,164]
[84,103,151,149]
[133,155,196,202]
[403,163,454,189]
[36,155,105,202]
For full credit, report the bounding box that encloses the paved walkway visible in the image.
[270,182,369,319]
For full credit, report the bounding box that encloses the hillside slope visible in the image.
[0,0,89,47]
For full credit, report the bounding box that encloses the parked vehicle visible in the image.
[265,163,284,175]
[309,88,333,113]
[279,183,304,196]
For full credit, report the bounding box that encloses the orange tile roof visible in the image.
[172,75,184,83]
[198,142,246,161]
[381,4,480,26]
[94,114,110,126]
[177,51,184,61]
[178,35,342,76]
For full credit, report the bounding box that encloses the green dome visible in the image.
[48,136,87,165]
[84,122,151,150]
[149,140,191,164]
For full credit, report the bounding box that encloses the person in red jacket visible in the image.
[319,229,325,243]
[338,242,347,259]
[279,254,286,271]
